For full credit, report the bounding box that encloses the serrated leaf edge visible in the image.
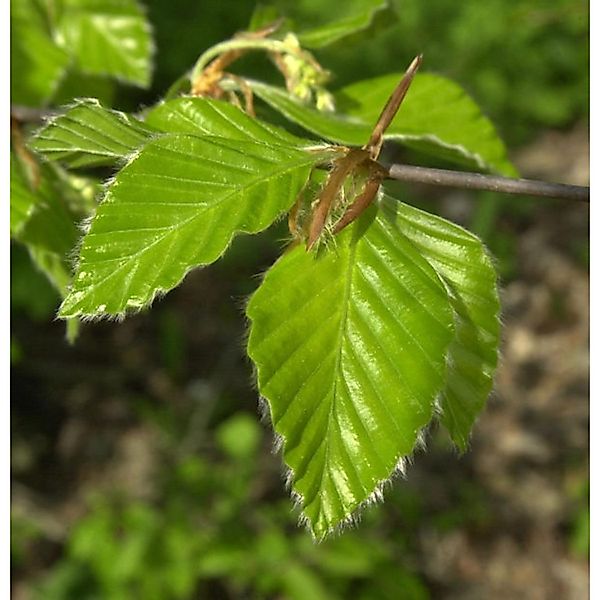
[248,196,456,540]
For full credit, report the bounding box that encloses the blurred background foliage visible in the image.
[11,0,589,598]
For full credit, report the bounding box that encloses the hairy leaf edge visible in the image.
[246,195,457,540]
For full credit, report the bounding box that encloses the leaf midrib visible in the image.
[310,233,360,529]
[65,145,324,315]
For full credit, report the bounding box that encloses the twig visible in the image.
[11,104,589,204]
[386,163,589,203]
[11,105,58,122]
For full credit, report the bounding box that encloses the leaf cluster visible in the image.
[12,0,510,537]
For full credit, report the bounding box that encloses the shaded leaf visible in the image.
[384,195,500,449]
[30,99,155,168]
[13,165,80,296]
[250,79,368,144]
[298,1,392,49]
[51,71,118,109]
[11,150,83,340]
[10,151,39,234]
[247,202,455,538]
[249,75,515,175]
[56,0,153,87]
[59,136,336,318]
[337,73,516,176]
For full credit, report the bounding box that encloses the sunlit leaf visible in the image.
[30,99,155,168]
[56,0,153,87]
[145,97,306,146]
[384,195,500,449]
[59,136,336,318]
[247,201,456,539]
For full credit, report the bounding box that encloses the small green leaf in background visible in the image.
[297,0,393,49]
[56,0,154,88]
[10,159,79,296]
[30,99,156,168]
[59,133,336,318]
[247,202,456,539]
[11,155,82,341]
[11,0,70,106]
[385,195,500,450]
[10,150,39,235]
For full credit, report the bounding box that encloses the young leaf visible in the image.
[250,79,369,145]
[59,136,336,318]
[30,99,155,168]
[249,76,515,175]
[145,97,306,146]
[298,1,393,49]
[337,73,517,176]
[246,202,456,539]
[56,0,154,87]
[382,195,500,449]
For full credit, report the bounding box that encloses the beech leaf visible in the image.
[249,75,515,175]
[56,0,153,87]
[383,195,501,449]
[59,135,336,318]
[30,99,155,168]
[298,1,393,49]
[145,97,307,146]
[247,201,456,539]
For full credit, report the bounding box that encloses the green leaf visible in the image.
[145,97,306,146]
[383,195,500,450]
[59,136,335,318]
[30,99,155,167]
[56,0,153,87]
[11,150,83,340]
[10,0,70,105]
[51,71,118,108]
[249,75,515,175]
[13,166,79,296]
[246,202,456,539]
[298,1,392,49]
[10,151,39,234]
[250,79,368,144]
[337,73,517,176]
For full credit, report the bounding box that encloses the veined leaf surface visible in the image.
[247,202,455,538]
[59,135,336,318]
[385,196,500,449]
[30,99,155,168]
[146,97,307,146]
